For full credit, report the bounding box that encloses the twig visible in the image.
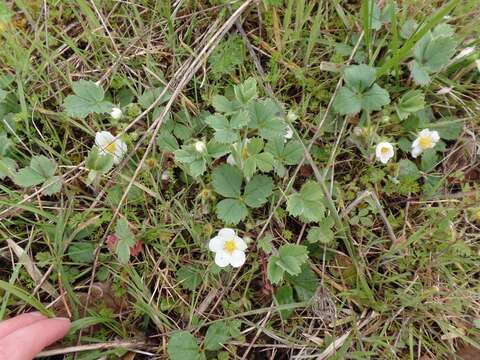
[35,340,150,358]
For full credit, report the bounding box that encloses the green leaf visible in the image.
[205,114,239,143]
[174,148,198,164]
[188,159,207,177]
[333,87,362,115]
[14,168,45,187]
[206,140,229,159]
[63,80,113,118]
[423,36,456,71]
[0,2,14,22]
[115,218,136,264]
[157,131,179,152]
[0,157,16,180]
[216,198,248,225]
[398,159,421,180]
[258,233,274,254]
[411,61,431,86]
[361,84,391,112]
[274,285,294,320]
[433,121,462,140]
[42,176,62,195]
[204,321,231,351]
[209,35,245,78]
[176,266,202,291]
[286,265,318,302]
[168,332,205,360]
[400,19,418,39]
[248,99,286,140]
[243,175,273,208]
[230,110,250,129]
[286,181,325,223]
[307,223,334,244]
[276,244,309,276]
[212,164,243,198]
[138,86,171,109]
[343,64,377,92]
[396,90,425,120]
[283,141,304,165]
[234,78,257,104]
[30,155,57,179]
[0,133,11,156]
[85,147,114,173]
[212,95,239,114]
[68,242,95,263]
[267,255,284,285]
[421,149,438,172]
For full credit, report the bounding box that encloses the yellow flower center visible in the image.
[380,146,390,155]
[223,239,237,254]
[475,210,480,222]
[105,142,117,154]
[419,136,432,150]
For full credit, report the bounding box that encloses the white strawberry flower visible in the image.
[411,129,440,158]
[95,131,127,164]
[195,140,206,153]
[110,107,123,120]
[375,142,394,164]
[284,125,294,140]
[208,228,247,268]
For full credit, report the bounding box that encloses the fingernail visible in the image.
[53,317,71,322]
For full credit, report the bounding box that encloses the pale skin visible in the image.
[0,312,70,360]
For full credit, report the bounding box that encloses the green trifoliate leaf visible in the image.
[230,110,250,129]
[206,140,229,159]
[138,86,171,109]
[398,159,421,181]
[344,64,377,93]
[268,244,309,284]
[333,87,362,115]
[211,95,240,114]
[267,255,285,285]
[30,155,57,179]
[411,61,431,86]
[274,285,294,320]
[204,321,232,351]
[14,167,45,187]
[205,114,239,143]
[421,149,438,173]
[286,265,318,302]
[243,175,273,208]
[115,218,136,264]
[396,90,425,120]
[176,266,202,291]
[63,80,113,118]
[216,198,248,225]
[287,181,326,222]
[361,84,391,112]
[212,164,243,198]
[188,159,207,177]
[157,131,179,152]
[168,332,205,360]
[234,77,257,104]
[248,99,286,140]
[258,233,274,254]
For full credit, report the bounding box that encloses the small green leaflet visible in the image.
[176,266,202,291]
[286,181,326,223]
[212,164,242,198]
[204,320,240,351]
[243,175,273,208]
[307,216,335,244]
[63,80,113,118]
[13,155,62,195]
[0,134,17,180]
[243,138,274,178]
[396,90,425,120]
[248,99,287,140]
[138,86,171,109]
[205,114,240,143]
[274,285,294,320]
[265,139,303,177]
[234,77,257,104]
[268,244,309,284]
[333,64,390,115]
[114,218,136,264]
[167,331,205,360]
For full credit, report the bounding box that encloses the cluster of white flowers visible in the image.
[375,128,440,164]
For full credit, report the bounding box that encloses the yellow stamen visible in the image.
[380,146,390,155]
[105,142,117,154]
[419,136,432,150]
[223,239,237,254]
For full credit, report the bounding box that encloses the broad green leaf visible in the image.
[274,285,294,320]
[246,137,264,155]
[212,95,239,113]
[255,152,274,172]
[174,148,198,164]
[276,244,309,276]
[157,132,179,152]
[206,140,229,159]
[344,64,376,93]
[267,255,284,284]
[85,147,114,173]
[230,110,250,129]
[333,87,362,115]
[421,149,438,172]
[361,84,390,112]
[283,141,304,165]
[234,78,257,104]
[63,80,113,118]
[411,61,431,86]
[433,121,462,140]
[400,19,418,39]
[212,164,242,198]
[0,157,16,179]
[189,159,207,177]
[216,198,248,225]
[30,155,57,179]
[258,233,274,254]
[115,218,136,264]
[168,332,205,360]
[14,168,45,187]
[423,36,456,71]
[42,176,62,195]
[204,321,231,351]
[398,159,421,180]
[205,114,239,143]
[286,181,325,222]
[243,175,273,208]
[176,266,202,291]
[396,90,425,120]
[138,86,171,109]
[248,99,286,140]
[68,242,95,263]
[286,265,318,302]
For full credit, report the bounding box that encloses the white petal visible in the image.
[215,251,230,267]
[411,146,422,158]
[209,236,225,252]
[226,154,236,166]
[411,138,420,149]
[95,131,115,149]
[218,228,236,239]
[229,250,246,268]
[418,129,431,137]
[233,236,247,251]
[431,131,440,143]
[284,126,293,139]
[113,139,127,164]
